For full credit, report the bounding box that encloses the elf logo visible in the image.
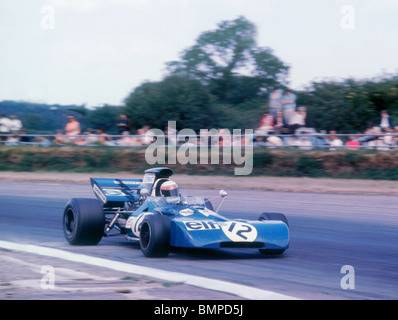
[184,221,220,231]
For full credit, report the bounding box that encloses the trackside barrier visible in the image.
[1,133,398,150]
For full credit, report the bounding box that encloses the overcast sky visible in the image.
[0,0,397,107]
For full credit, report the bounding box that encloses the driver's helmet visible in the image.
[160,180,179,197]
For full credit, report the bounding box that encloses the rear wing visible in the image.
[90,178,142,206]
[90,168,174,206]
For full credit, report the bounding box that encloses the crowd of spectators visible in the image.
[53,115,158,147]
[253,89,398,150]
[1,98,398,150]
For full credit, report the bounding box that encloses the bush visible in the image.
[295,156,325,177]
[253,151,273,167]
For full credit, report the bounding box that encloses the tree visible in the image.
[86,105,123,134]
[296,76,398,133]
[124,16,290,131]
[166,16,289,105]
[124,76,215,131]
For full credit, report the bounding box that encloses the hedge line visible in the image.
[1,146,398,180]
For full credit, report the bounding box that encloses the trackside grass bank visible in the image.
[1,146,398,180]
[1,171,398,195]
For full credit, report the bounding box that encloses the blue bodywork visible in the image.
[156,200,288,250]
[90,168,289,253]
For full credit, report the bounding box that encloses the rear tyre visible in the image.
[258,212,289,255]
[63,198,105,245]
[140,214,170,257]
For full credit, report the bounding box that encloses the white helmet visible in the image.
[160,180,179,197]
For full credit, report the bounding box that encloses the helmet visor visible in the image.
[160,182,179,197]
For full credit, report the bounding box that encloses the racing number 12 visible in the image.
[227,222,254,240]
[223,221,257,241]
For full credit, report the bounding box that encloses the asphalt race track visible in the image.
[0,180,397,300]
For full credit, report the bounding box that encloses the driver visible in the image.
[160,180,179,197]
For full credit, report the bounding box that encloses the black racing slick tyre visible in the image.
[258,212,289,228]
[140,214,171,258]
[63,198,105,245]
[258,212,289,255]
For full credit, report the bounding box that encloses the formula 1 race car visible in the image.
[63,167,289,257]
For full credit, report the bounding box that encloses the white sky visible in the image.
[0,0,397,107]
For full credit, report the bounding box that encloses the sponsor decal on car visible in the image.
[93,184,106,203]
[126,212,154,237]
[184,220,258,242]
[103,188,127,196]
[220,221,258,242]
[179,208,194,216]
[184,221,220,231]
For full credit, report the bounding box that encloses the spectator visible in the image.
[329,130,343,150]
[256,113,275,136]
[199,129,210,147]
[117,131,133,146]
[0,114,11,141]
[259,113,275,127]
[65,115,81,143]
[379,110,393,130]
[288,108,306,133]
[365,122,382,136]
[75,135,88,146]
[254,136,267,147]
[281,89,297,125]
[358,122,382,147]
[218,129,231,146]
[5,135,19,146]
[9,115,23,133]
[19,130,31,144]
[265,135,283,147]
[54,130,65,145]
[379,128,394,150]
[181,136,197,147]
[273,111,287,134]
[36,136,51,147]
[96,129,108,144]
[299,136,313,150]
[287,135,301,148]
[242,133,251,146]
[268,89,282,118]
[232,135,242,147]
[141,126,155,145]
[117,113,130,135]
[392,126,398,146]
[104,136,117,146]
[345,136,360,150]
[85,128,99,145]
[165,124,178,146]
[129,130,142,146]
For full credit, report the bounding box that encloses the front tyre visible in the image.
[63,198,105,245]
[140,214,171,257]
[258,212,289,255]
[258,212,289,228]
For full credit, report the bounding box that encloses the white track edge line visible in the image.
[0,240,299,300]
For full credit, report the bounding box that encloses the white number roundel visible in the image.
[221,221,257,242]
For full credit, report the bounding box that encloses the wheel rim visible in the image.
[64,208,75,237]
[140,222,151,250]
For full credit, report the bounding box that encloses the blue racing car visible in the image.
[63,167,289,257]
